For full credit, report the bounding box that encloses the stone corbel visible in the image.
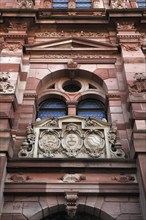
[67,60,78,79]
[65,192,78,219]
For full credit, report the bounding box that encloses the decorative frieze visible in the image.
[117,22,135,31]
[35,30,108,38]
[18,116,125,159]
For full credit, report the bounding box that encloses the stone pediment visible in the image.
[18,116,125,159]
[25,37,118,52]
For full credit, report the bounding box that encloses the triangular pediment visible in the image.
[25,37,118,52]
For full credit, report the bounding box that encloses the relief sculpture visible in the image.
[19,116,125,159]
[39,130,60,157]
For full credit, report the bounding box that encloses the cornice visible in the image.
[0,8,146,24]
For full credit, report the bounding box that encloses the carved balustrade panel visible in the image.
[18,116,125,159]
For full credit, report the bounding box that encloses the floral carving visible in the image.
[0,72,15,93]
[111,0,129,8]
[16,0,34,8]
[128,73,146,94]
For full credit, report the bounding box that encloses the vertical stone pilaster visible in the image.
[0,154,7,217]
[117,22,146,220]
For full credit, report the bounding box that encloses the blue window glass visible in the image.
[136,0,146,7]
[77,99,106,120]
[52,0,68,8]
[38,99,66,119]
[76,0,91,8]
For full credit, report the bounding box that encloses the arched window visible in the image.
[136,0,146,8]
[52,0,68,8]
[77,99,106,120]
[76,0,92,8]
[38,98,67,119]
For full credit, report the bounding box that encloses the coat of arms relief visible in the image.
[18,116,125,159]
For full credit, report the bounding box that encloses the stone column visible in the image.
[117,22,146,220]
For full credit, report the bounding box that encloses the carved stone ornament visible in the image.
[0,72,15,93]
[84,130,105,158]
[16,0,34,8]
[18,124,35,158]
[117,22,135,30]
[35,30,108,38]
[93,0,104,8]
[121,44,139,51]
[62,123,83,158]
[60,174,86,183]
[111,0,129,8]
[112,174,136,183]
[18,116,125,159]
[39,130,60,157]
[128,73,146,94]
[42,0,52,8]
[65,192,78,218]
[68,0,76,9]
[8,174,32,183]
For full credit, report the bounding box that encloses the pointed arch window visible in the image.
[77,99,106,120]
[38,99,67,119]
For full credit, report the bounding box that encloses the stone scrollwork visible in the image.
[18,116,125,159]
[18,124,35,158]
[62,123,83,158]
[108,124,125,158]
[39,130,60,157]
[84,130,105,158]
